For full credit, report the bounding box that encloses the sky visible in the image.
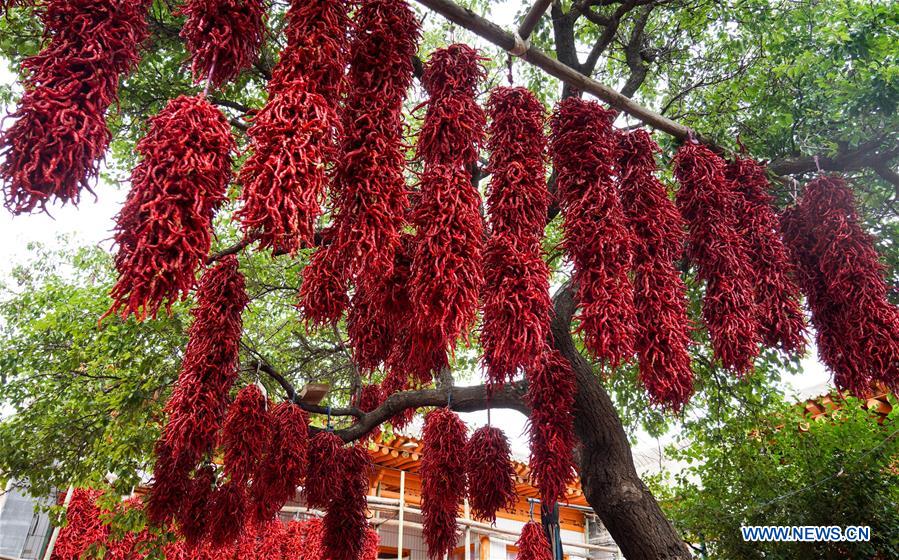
[0,8,832,467]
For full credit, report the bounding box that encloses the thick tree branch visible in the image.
[518,0,554,39]
[331,381,529,442]
[769,137,899,176]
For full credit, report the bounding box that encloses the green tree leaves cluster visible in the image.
[655,395,899,559]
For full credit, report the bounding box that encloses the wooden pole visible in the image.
[412,0,705,144]
[464,498,472,560]
[397,470,405,560]
[41,486,74,560]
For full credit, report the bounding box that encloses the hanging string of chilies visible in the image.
[51,490,383,560]
[3,0,899,559]
[0,0,149,214]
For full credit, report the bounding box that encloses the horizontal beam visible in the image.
[414,0,702,143]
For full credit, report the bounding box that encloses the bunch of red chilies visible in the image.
[617,130,693,410]
[550,98,637,367]
[237,0,348,256]
[420,407,469,559]
[482,87,552,387]
[0,0,148,214]
[516,521,554,560]
[405,44,487,382]
[106,95,235,321]
[673,143,761,374]
[782,175,899,394]
[727,158,807,354]
[147,256,248,529]
[179,0,265,88]
[331,0,421,372]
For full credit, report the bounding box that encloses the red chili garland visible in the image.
[179,0,265,88]
[482,87,551,387]
[323,445,374,560]
[549,98,636,367]
[515,522,553,560]
[222,383,272,488]
[526,348,576,509]
[303,430,345,509]
[673,142,760,374]
[50,489,108,560]
[328,0,420,280]
[252,402,310,522]
[177,465,216,544]
[465,426,516,523]
[237,0,348,254]
[782,175,899,394]
[298,244,350,326]
[106,95,235,321]
[727,157,806,355]
[421,407,468,559]
[0,0,148,214]
[207,480,247,546]
[148,256,247,526]
[406,45,487,381]
[617,130,693,410]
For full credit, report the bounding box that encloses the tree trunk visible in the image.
[552,287,692,560]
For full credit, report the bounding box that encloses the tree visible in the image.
[0,0,896,558]
[654,394,899,559]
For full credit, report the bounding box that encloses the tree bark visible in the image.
[552,286,692,560]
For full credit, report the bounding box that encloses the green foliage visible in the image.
[656,395,899,559]
[0,242,186,496]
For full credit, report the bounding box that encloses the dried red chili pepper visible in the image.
[303,430,345,509]
[526,348,576,510]
[237,0,348,254]
[421,407,468,559]
[482,87,551,387]
[50,489,108,560]
[783,175,899,394]
[549,98,636,367]
[323,445,374,560]
[516,521,553,560]
[465,426,516,523]
[726,157,806,355]
[405,45,486,382]
[222,383,272,488]
[1,0,148,214]
[328,0,420,281]
[673,142,760,375]
[618,130,693,410]
[106,95,235,321]
[252,402,309,522]
[147,256,247,526]
[179,0,264,88]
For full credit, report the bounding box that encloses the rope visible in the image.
[509,31,529,56]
